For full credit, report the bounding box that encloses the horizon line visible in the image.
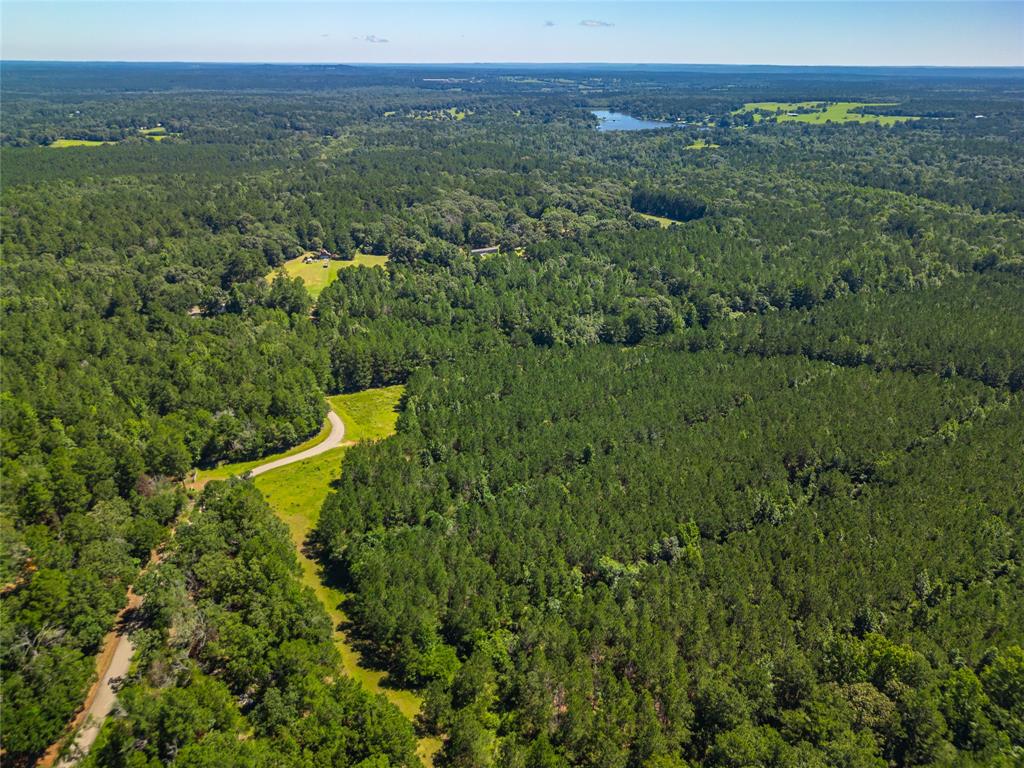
[5,59,1024,70]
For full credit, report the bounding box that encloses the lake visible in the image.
[592,110,679,132]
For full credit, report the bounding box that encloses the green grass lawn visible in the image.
[685,138,720,150]
[733,101,917,126]
[48,139,116,147]
[278,252,390,298]
[328,385,405,443]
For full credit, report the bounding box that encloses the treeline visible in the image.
[313,346,1023,767]
[83,480,418,767]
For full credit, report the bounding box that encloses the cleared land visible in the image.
[48,128,176,148]
[139,127,175,142]
[638,212,679,228]
[684,138,720,149]
[48,139,116,147]
[327,385,405,443]
[734,101,917,125]
[279,252,390,298]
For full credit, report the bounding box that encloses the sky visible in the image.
[2,1,1022,67]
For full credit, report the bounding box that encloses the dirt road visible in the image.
[40,411,343,766]
[38,589,142,768]
[247,411,345,477]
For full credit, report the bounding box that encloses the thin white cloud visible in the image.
[580,19,613,28]
[354,34,389,44]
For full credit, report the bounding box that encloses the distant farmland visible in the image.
[47,138,116,147]
[734,101,918,125]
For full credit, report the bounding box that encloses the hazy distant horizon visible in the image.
[3,2,1022,67]
[4,60,1023,72]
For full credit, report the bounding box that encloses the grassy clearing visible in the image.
[48,129,178,147]
[139,127,179,142]
[685,138,720,150]
[48,139,116,148]
[733,101,917,126]
[638,212,679,228]
[278,252,389,299]
[327,385,404,443]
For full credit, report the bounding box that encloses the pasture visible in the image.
[685,138,720,149]
[48,139,116,147]
[139,127,175,141]
[48,128,177,147]
[279,252,389,298]
[327,385,405,443]
[733,101,917,125]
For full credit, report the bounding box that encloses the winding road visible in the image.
[247,410,345,477]
[41,410,346,767]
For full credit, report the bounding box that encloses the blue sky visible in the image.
[2,1,1022,66]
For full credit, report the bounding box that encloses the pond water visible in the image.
[592,109,679,132]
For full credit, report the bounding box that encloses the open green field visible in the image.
[279,252,390,298]
[327,385,404,443]
[139,127,179,142]
[684,138,720,149]
[48,129,176,147]
[638,212,678,228]
[733,101,917,125]
[142,130,169,142]
[47,138,116,147]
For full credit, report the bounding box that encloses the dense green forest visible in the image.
[1,62,1022,767]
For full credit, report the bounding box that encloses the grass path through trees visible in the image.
[251,387,441,766]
